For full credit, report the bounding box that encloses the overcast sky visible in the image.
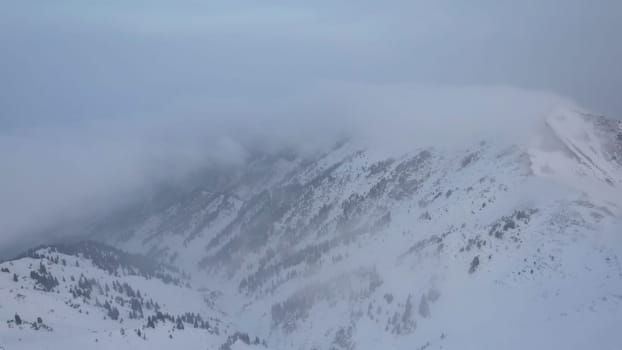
[1,1,621,247]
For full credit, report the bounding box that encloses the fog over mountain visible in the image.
[0,83,576,247]
[3,0,621,246]
[1,2,621,350]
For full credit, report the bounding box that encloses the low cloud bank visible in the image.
[0,83,573,247]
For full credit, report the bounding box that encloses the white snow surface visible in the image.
[0,247,268,349]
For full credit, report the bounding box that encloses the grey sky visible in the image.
[2,0,621,126]
[0,1,621,246]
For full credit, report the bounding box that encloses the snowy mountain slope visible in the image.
[529,107,622,215]
[0,241,268,350]
[3,109,621,349]
[78,109,621,349]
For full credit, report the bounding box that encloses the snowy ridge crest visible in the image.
[529,107,622,215]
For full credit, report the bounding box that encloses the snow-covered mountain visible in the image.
[0,241,267,349]
[2,108,622,349]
